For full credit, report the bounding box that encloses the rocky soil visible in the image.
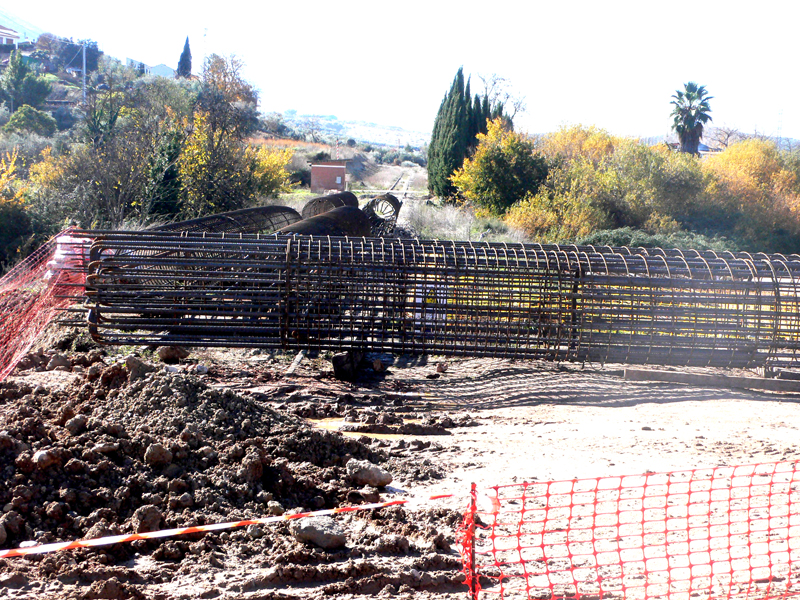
[0,346,472,600]
[2,340,800,599]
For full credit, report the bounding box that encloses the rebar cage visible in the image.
[148,205,302,235]
[81,232,800,370]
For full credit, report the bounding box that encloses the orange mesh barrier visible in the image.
[0,229,88,381]
[461,462,800,600]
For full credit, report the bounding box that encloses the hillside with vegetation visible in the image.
[3,40,800,273]
[0,44,306,271]
[0,32,439,273]
[426,70,800,254]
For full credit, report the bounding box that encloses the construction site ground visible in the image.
[2,342,799,600]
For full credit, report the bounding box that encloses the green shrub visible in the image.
[0,201,34,271]
[452,118,547,214]
[576,227,737,252]
[4,105,57,137]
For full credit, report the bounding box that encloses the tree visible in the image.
[0,51,52,112]
[670,82,713,155]
[478,73,526,120]
[196,54,259,141]
[250,145,295,198]
[538,124,623,165]
[428,68,470,197]
[179,114,293,216]
[179,56,285,216]
[3,105,57,137]
[36,33,61,58]
[30,65,197,227]
[0,51,28,112]
[302,116,321,142]
[82,71,129,146]
[20,75,52,110]
[701,138,800,250]
[57,39,101,73]
[177,37,192,78]
[704,125,746,150]
[259,112,290,137]
[451,117,547,213]
[428,68,507,198]
[0,149,32,269]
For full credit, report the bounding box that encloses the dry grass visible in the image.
[268,191,318,212]
[408,168,428,191]
[248,136,329,151]
[398,199,532,243]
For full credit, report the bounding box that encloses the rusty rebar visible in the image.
[276,206,373,237]
[362,194,401,237]
[300,192,359,219]
[74,232,800,370]
[148,205,301,234]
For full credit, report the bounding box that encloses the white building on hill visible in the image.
[126,58,175,79]
[0,24,20,45]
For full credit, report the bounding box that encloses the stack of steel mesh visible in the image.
[80,232,800,370]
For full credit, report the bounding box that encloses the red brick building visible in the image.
[310,160,348,193]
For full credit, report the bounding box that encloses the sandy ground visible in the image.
[3,350,799,599]
[394,358,800,492]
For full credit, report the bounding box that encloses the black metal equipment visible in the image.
[300,192,359,219]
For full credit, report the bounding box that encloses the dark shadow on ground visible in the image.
[360,358,800,411]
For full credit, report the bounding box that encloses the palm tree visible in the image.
[670,82,713,155]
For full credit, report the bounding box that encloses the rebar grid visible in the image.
[362,194,402,237]
[147,205,301,234]
[79,232,800,369]
[300,192,359,219]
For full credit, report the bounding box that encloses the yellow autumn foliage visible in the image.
[0,148,27,205]
[28,147,63,189]
[248,145,296,198]
[537,124,626,165]
[701,139,800,243]
[179,112,295,217]
[450,118,547,213]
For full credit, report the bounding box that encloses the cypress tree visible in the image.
[177,37,192,78]
[482,94,491,127]
[428,68,469,197]
[467,93,484,151]
[428,68,505,197]
[428,96,445,194]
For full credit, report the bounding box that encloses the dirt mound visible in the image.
[0,289,38,314]
[0,359,464,598]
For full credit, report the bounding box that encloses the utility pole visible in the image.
[82,42,86,102]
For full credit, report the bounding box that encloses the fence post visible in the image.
[469,481,478,600]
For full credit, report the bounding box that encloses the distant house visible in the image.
[0,24,19,45]
[665,141,721,155]
[310,160,348,193]
[149,63,175,78]
[125,58,175,79]
[126,58,147,73]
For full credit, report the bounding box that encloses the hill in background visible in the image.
[280,111,429,148]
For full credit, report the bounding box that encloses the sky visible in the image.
[4,0,800,140]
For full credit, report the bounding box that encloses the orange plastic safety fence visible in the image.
[460,462,800,600]
[0,229,88,381]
